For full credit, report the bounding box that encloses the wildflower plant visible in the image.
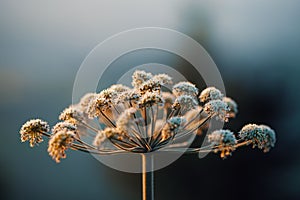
[20,70,276,200]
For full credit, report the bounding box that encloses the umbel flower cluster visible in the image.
[20,70,276,163]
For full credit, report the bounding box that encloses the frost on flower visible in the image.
[222,97,238,118]
[79,93,97,112]
[86,94,111,118]
[116,89,141,104]
[109,84,130,93]
[173,95,198,110]
[239,124,263,148]
[139,92,164,108]
[132,70,153,88]
[52,122,77,135]
[20,69,276,164]
[161,117,185,140]
[172,81,199,97]
[208,129,237,158]
[259,125,276,152]
[139,79,162,95]
[20,119,49,147]
[239,124,276,152]
[152,73,173,85]
[204,99,229,122]
[59,105,84,124]
[47,130,75,163]
[199,87,223,103]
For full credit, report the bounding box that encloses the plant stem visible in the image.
[142,154,154,200]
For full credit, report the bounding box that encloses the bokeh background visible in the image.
[1,0,299,199]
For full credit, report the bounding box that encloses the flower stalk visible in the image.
[142,154,154,200]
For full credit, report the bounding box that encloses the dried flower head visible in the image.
[139,92,164,108]
[199,87,223,103]
[173,95,198,110]
[161,117,185,140]
[204,99,229,122]
[59,105,84,124]
[223,97,238,118]
[239,124,263,147]
[20,70,276,166]
[86,96,110,118]
[79,93,97,112]
[109,84,130,93]
[139,79,162,95]
[20,119,50,147]
[239,124,276,152]
[259,125,276,152]
[208,129,237,158]
[132,70,153,88]
[208,130,237,145]
[116,89,141,104]
[52,122,77,135]
[99,127,129,148]
[172,81,199,97]
[47,130,75,163]
[152,73,173,85]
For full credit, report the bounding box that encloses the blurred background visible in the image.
[1,0,299,199]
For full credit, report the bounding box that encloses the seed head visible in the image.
[239,124,276,152]
[101,127,126,142]
[116,89,141,104]
[209,130,237,146]
[132,70,153,88]
[199,87,223,103]
[223,97,238,118]
[86,90,115,118]
[161,117,185,140]
[204,99,229,122]
[109,84,130,93]
[19,69,276,163]
[59,105,84,124]
[208,129,237,158]
[139,79,162,95]
[173,95,198,110]
[172,81,199,97]
[52,122,77,135]
[259,125,276,152]
[239,124,263,146]
[47,130,75,163]
[20,119,49,147]
[139,92,164,108]
[79,93,97,112]
[152,73,173,85]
